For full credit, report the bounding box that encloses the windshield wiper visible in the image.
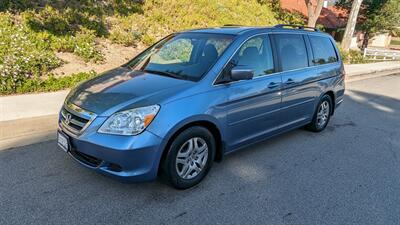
[143,69,187,80]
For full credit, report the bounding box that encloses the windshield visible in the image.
[126,33,235,81]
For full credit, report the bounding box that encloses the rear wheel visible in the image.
[306,95,332,132]
[162,126,215,189]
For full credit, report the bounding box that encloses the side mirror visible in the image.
[230,66,254,81]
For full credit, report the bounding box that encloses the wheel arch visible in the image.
[316,89,335,115]
[324,90,335,115]
[157,117,225,175]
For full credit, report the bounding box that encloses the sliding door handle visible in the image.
[284,78,295,85]
[267,82,280,89]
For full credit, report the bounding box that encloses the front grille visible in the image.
[60,103,96,135]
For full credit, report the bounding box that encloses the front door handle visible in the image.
[284,78,295,85]
[267,82,280,89]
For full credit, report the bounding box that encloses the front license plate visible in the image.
[57,132,69,152]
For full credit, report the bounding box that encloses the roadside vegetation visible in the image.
[338,48,370,64]
[1,0,293,95]
[1,0,398,95]
[12,71,97,95]
[391,38,400,46]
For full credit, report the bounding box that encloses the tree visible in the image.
[360,0,400,48]
[337,0,400,50]
[305,0,325,27]
[263,0,306,25]
[340,0,363,51]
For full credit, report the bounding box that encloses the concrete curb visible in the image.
[0,115,58,150]
[346,68,400,82]
[345,61,400,78]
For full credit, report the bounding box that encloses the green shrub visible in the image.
[1,71,97,95]
[141,33,156,46]
[391,39,400,46]
[1,0,300,95]
[73,28,104,63]
[141,0,278,40]
[0,12,60,93]
[347,50,368,64]
[109,16,143,46]
[0,0,35,11]
[50,35,76,53]
[20,7,104,62]
[263,0,306,25]
[109,28,142,46]
[19,4,107,37]
[338,47,369,64]
[109,0,278,46]
[23,5,71,36]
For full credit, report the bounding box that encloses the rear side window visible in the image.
[273,34,309,71]
[309,35,338,65]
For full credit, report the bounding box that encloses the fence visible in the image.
[363,48,400,61]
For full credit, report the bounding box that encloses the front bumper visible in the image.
[58,116,164,182]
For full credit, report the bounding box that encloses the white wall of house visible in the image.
[350,37,360,50]
[369,33,391,48]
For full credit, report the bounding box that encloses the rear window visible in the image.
[273,34,309,71]
[309,35,338,65]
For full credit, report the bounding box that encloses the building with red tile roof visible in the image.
[280,0,348,29]
[280,0,394,49]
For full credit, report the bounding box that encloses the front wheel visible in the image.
[306,95,332,132]
[161,126,215,189]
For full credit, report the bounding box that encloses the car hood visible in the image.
[66,67,193,116]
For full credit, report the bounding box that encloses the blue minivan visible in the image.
[58,25,345,189]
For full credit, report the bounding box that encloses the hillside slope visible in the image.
[0,0,281,94]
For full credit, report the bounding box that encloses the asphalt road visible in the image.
[1,75,400,225]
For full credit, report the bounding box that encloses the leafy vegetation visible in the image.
[1,71,97,95]
[1,0,391,95]
[0,0,283,95]
[338,47,370,64]
[109,0,279,46]
[336,0,400,48]
[359,0,400,34]
[0,12,61,93]
[390,38,400,46]
[259,0,306,26]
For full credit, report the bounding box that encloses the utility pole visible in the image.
[341,0,363,51]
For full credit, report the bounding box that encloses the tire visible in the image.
[306,95,333,132]
[161,126,215,189]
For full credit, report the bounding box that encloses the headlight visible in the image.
[98,105,160,135]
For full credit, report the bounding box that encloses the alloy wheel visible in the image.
[317,101,330,128]
[175,137,208,179]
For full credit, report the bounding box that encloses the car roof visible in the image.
[184,26,263,35]
[182,25,327,36]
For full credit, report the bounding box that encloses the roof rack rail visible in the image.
[222,24,243,27]
[274,24,320,32]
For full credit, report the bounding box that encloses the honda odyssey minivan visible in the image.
[58,25,345,189]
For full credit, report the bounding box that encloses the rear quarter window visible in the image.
[309,35,338,65]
